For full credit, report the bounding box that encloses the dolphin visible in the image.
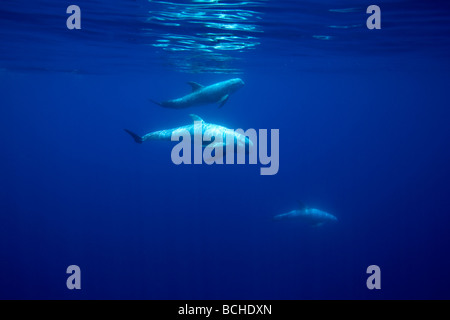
[124,114,253,155]
[151,78,244,109]
[274,201,338,227]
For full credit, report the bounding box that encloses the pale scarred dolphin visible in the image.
[124,114,253,154]
[151,78,244,109]
[274,201,338,227]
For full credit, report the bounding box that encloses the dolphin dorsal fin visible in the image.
[297,201,306,210]
[189,114,204,123]
[187,81,204,92]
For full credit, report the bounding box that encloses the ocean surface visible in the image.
[1,0,450,299]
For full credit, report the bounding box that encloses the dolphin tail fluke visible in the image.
[149,99,163,107]
[124,129,143,144]
[273,214,286,221]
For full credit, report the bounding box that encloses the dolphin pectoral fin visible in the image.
[189,114,205,123]
[218,95,229,108]
[124,129,143,144]
[204,142,226,162]
[187,81,204,92]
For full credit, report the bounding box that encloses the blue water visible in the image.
[1,0,450,300]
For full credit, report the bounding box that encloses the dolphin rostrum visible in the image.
[151,78,245,109]
[274,201,338,227]
[124,114,253,156]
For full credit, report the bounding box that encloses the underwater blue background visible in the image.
[1,0,450,299]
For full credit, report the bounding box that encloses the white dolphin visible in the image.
[274,201,338,227]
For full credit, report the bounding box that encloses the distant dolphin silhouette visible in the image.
[150,78,244,109]
[274,201,338,227]
[124,114,252,155]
